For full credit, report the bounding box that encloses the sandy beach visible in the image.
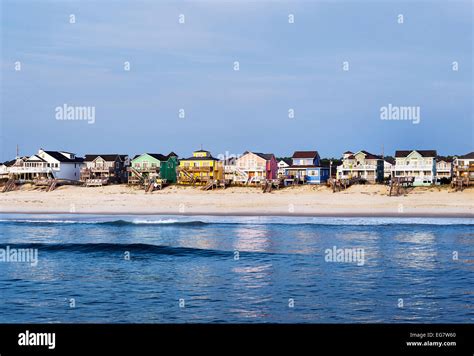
[0,184,473,217]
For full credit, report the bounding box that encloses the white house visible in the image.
[0,159,17,179]
[277,159,291,178]
[8,149,83,180]
[392,150,437,186]
[337,150,384,183]
[435,157,453,182]
[383,158,395,179]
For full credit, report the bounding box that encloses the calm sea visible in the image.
[0,214,472,323]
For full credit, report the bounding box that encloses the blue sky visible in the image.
[1,0,472,161]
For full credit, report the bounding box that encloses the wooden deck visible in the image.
[389,177,415,196]
[328,177,360,192]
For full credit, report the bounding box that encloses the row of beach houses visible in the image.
[1,148,474,189]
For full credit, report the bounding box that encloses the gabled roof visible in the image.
[26,155,47,162]
[254,152,275,161]
[84,154,126,162]
[1,159,17,167]
[384,157,396,165]
[278,158,292,166]
[43,150,83,163]
[395,150,437,158]
[436,156,454,163]
[347,150,382,160]
[242,151,275,161]
[132,153,171,162]
[148,153,169,161]
[457,152,474,159]
[292,151,319,159]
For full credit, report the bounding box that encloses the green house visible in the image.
[129,152,178,184]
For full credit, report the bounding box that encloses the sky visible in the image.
[1,0,472,161]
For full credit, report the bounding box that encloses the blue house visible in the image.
[284,151,330,184]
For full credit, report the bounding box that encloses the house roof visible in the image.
[132,153,172,162]
[457,152,474,159]
[292,151,319,159]
[395,150,437,158]
[194,150,210,153]
[288,165,326,169]
[347,150,382,160]
[84,154,126,162]
[43,150,83,163]
[180,156,219,161]
[278,158,292,166]
[255,153,275,161]
[242,151,275,161]
[148,153,169,161]
[1,159,16,167]
[384,157,396,165]
[343,151,354,154]
[26,155,47,162]
[436,156,454,163]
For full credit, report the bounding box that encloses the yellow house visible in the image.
[178,149,223,184]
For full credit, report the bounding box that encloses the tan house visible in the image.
[453,152,474,183]
[336,150,384,183]
[235,151,278,184]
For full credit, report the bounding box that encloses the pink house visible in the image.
[236,151,278,183]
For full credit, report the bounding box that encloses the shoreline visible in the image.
[1,210,473,219]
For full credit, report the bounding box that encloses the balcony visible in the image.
[179,166,213,172]
[128,166,159,173]
[341,164,377,170]
[456,165,474,172]
[84,167,115,173]
[9,166,54,174]
[393,165,434,171]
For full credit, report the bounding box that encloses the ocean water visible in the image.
[0,214,472,323]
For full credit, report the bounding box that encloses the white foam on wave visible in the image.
[131,219,180,224]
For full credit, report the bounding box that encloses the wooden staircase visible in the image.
[146,181,155,193]
[179,168,196,185]
[262,180,272,193]
[47,179,57,192]
[128,167,145,185]
[233,167,249,184]
[201,180,215,191]
[452,177,470,192]
[2,179,16,193]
